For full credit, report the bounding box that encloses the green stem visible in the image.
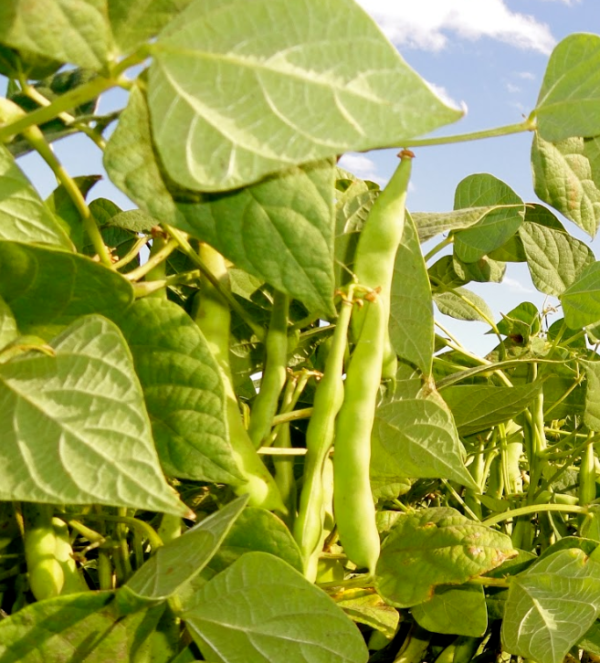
[72,514,164,550]
[402,119,535,149]
[468,576,510,588]
[132,269,202,298]
[481,503,588,527]
[113,236,150,270]
[441,478,480,521]
[424,235,453,262]
[272,406,314,425]
[165,226,266,341]
[125,237,179,281]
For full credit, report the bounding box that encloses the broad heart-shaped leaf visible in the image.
[519,204,594,296]
[441,383,542,437]
[182,552,369,663]
[0,145,72,248]
[561,261,600,329]
[0,315,188,515]
[117,298,242,485]
[453,174,525,263]
[535,33,600,142]
[104,86,336,316]
[335,589,399,639]
[0,295,18,350]
[108,0,194,55]
[178,159,337,317]
[502,549,600,663]
[0,241,133,339]
[375,507,516,608]
[580,621,600,656]
[411,584,487,637]
[453,254,506,284]
[375,399,477,490]
[583,360,600,430]
[148,0,462,192]
[208,507,304,574]
[532,133,600,238]
[413,205,521,243]
[118,496,248,612]
[0,0,114,71]
[0,591,166,661]
[390,211,434,376]
[433,287,494,323]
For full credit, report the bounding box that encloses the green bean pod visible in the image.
[294,293,353,576]
[24,504,64,601]
[52,518,88,594]
[351,152,413,375]
[248,291,289,448]
[333,295,386,573]
[193,244,286,513]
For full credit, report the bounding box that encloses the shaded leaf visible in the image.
[0,295,18,350]
[209,507,304,574]
[561,261,600,329]
[519,204,594,296]
[428,255,468,291]
[0,241,133,339]
[375,507,516,608]
[148,0,462,191]
[118,298,242,484]
[0,0,114,71]
[453,254,506,284]
[109,209,157,232]
[0,145,72,248]
[336,589,399,639]
[119,496,247,610]
[532,133,600,238]
[583,360,600,431]
[183,552,369,663]
[390,211,434,375]
[433,288,494,323]
[376,399,477,489]
[502,549,600,663]
[413,206,511,243]
[412,584,488,637]
[0,315,187,515]
[580,620,600,656]
[535,34,600,142]
[442,383,542,436]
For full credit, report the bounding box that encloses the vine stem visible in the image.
[402,118,536,149]
[125,238,179,281]
[71,514,164,549]
[482,503,588,527]
[424,235,453,262]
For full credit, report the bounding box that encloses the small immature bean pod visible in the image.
[294,290,354,579]
[52,517,88,594]
[351,150,414,376]
[193,244,286,513]
[23,504,64,601]
[248,291,290,448]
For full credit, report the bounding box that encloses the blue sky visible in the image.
[337,0,600,354]
[11,0,600,356]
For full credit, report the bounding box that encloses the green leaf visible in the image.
[0,145,72,248]
[561,261,600,329]
[209,507,304,574]
[0,241,133,339]
[433,288,494,323]
[118,298,242,484]
[390,211,434,375]
[487,233,527,262]
[441,383,542,436]
[412,584,488,637]
[413,206,516,243]
[104,86,336,315]
[535,34,600,142]
[583,360,600,430]
[428,255,468,292]
[183,551,368,663]
[108,209,157,233]
[0,591,166,661]
[496,302,540,342]
[0,295,18,350]
[519,204,594,296]
[0,0,114,71]
[375,507,516,608]
[335,589,399,639]
[148,0,462,192]
[108,0,194,55]
[335,179,378,235]
[375,399,477,489]
[453,174,525,263]
[0,314,188,515]
[502,549,600,663]
[119,496,247,610]
[178,159,337,316]
[580,620,600,656]
[532,133,600,238]
[453,254,506,284]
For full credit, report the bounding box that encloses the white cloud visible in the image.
[516,71,536,80]
[506,82,521,94]
[503,276,535,294]
[338,153,384,184]
[357,0,556,54]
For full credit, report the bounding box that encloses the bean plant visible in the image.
[1,1,600,662]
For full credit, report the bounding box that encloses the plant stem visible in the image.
[272,406,314,425]
[113,236,150,270]
[482,503,588,527]
[72,514,164,549]
[402,119,536,149]
[468,576,510,588]
[132,269,202,297]
[424,235,453,262]
[125,238,179,281]
[165,225,266,341]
